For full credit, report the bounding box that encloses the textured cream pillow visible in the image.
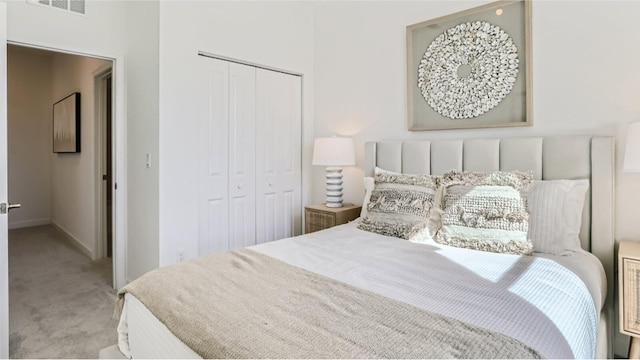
[528,179,589,255]
[358,171,439,239]
[435,170,534,255]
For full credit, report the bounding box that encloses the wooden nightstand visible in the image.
[619,240,640,359]
[305,204,361,234]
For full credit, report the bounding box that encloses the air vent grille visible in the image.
[27,0,85,15]
[52,0,67,10]
[68,0,85,14]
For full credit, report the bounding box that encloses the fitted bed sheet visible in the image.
[117,222,606,359]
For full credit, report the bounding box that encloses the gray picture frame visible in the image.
[53,92,81,153]
[407,0,531,131]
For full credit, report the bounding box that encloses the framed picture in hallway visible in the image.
[53,92,81,153]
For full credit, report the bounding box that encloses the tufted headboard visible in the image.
[364,136,614,358]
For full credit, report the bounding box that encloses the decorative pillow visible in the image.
[360,177,375,218]
[360,166,401,218]
[358,171,439,239]
[528,179,589,255]
[435,170,534,255]
[360,167,404,218]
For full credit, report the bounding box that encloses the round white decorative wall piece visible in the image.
[417,21,519,120]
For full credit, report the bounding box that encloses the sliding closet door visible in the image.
[198,57,230,255]
[227,63,256,249]
[255,69,302,243]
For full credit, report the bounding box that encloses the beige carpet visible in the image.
[8,225,118,359]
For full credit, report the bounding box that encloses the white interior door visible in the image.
[0,3,9,357]
[255,69,302,244]
[228,63,256,249]
[198,57,230,255]
[198,55,302,255]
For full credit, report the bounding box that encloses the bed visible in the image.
[113,136,614,359]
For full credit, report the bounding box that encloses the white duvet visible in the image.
[252,222,604,359]
[118,222,604,359]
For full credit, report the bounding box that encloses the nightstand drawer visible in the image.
[306,211,336,228]
[305,204,361,234]
[623,257,640,335]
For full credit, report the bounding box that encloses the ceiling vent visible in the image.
[27,0,86,15]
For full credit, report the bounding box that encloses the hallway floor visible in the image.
[8,225,118,358]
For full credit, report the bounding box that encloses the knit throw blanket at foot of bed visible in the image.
[115,248,542,359]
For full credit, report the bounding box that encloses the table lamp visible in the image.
[312,137,355,208]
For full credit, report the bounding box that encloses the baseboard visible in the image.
[8,218,50,230]
[50,220,94,259]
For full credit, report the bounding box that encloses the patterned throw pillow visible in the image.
[358,171,439,239]
[435,170,534,255]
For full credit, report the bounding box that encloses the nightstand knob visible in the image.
[237,185,242,189]
[269,182,273,187]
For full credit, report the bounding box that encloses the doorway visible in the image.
[6,43,120,356]
[6,43,118,267]
[6,44,115,264]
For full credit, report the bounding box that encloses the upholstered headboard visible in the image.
[364,136,614,358]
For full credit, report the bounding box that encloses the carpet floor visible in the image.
[8,225,118,358]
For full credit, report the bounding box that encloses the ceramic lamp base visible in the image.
[325,167,343,208]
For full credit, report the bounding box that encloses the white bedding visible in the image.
[117,222,605,359]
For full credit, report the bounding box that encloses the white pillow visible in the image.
[528,179,589,255]
[374,166,400,175]
[361,177,374,218]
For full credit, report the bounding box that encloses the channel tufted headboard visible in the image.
[364,136,614,358]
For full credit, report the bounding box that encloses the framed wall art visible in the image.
[407,0,531,131]
[53,92,81,153]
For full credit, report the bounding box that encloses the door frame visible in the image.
[6,40,127,291]
[1,4,8,357]
[94,66,112,261]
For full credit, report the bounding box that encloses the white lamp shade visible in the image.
[312,137,355,166]
[624,122,640,172]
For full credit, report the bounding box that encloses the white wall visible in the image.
[157,1,315,266]
[7,47,52,229]
[3,0,127,59]
[313,0,640,219]
[50,53,110,257]
[312,1,640,356]
[125,0,160,282]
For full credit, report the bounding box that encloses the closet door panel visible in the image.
[279,74,301,239]
[198,57,229,255]
[283,190,294,239]
[255,69,302,244]
[255,69,279,243]
[263,193,277,243]
[228,63,256,249]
